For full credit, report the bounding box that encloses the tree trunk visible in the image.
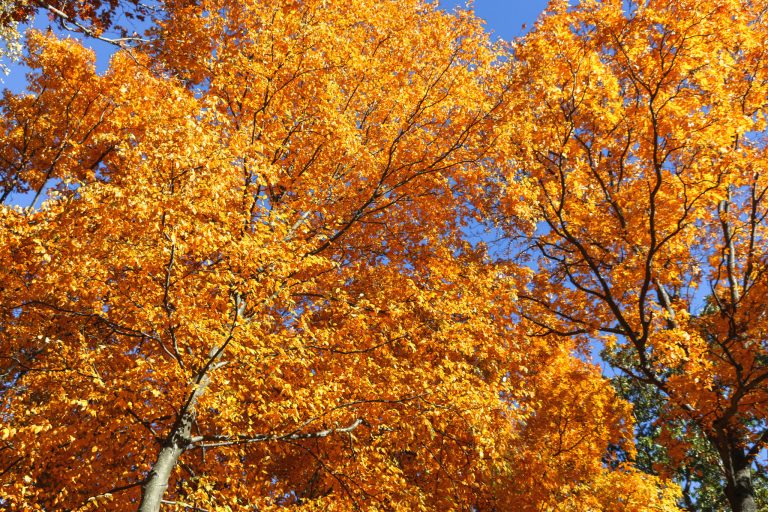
[723,448,757,512]
[137,409,195,512]
[137,309,232,511]
[714,432,757,512]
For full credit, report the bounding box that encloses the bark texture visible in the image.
[723,450,757,512]
[137,409,195,512]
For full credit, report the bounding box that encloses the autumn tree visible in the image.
[0,0,682,510]
[0,0,148,46]
[492,0,768,511]
[0,0,21,74]
[0,0,154,76]
[612,374,768,510]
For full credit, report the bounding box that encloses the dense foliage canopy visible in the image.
[492,1,768,510]
[0,0,765,511]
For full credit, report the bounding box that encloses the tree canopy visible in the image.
[492,0,768,510]
[0,0,766,511]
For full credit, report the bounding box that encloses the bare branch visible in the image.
[191,418,364,449]
[40,3,149,48]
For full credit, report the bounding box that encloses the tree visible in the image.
[0,0,681,510]
[0,0,147,45]
[611,372,768,511]
[492,0,768,510]
[0,0,150,76]
[0,0,24,75]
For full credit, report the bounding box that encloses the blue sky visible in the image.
[443,0,550,39]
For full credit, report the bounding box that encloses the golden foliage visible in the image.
[0,0,717,510]
[496,0,768,509]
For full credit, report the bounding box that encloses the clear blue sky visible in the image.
[1,1,550,93]
[443,0,550,39]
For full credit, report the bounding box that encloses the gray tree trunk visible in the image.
[137,409,195,512]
